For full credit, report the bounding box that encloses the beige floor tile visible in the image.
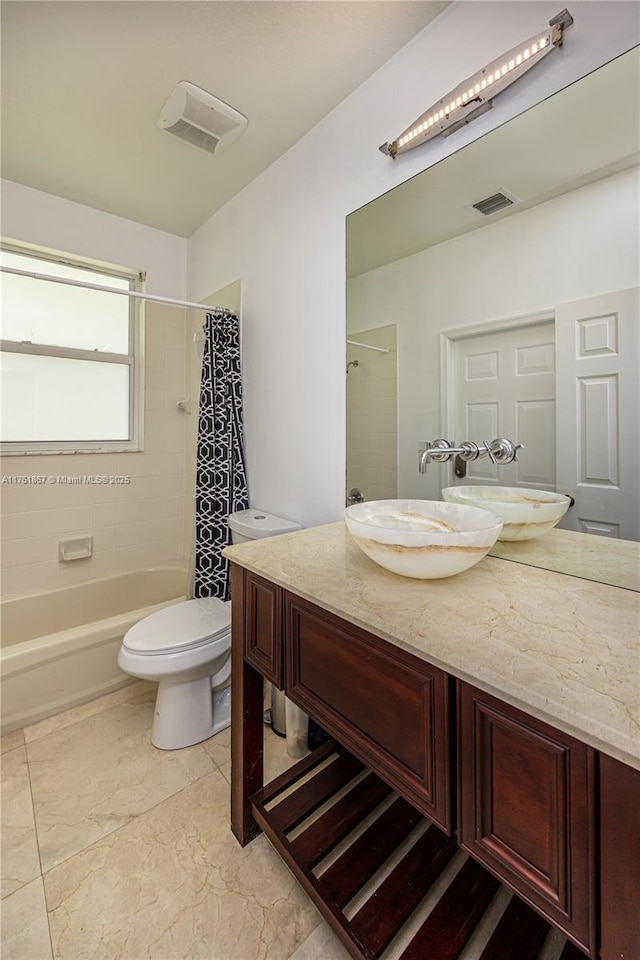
[0,877,53,960]
[202,723,230,770]
[1,746,41,899]
[205,724,302,785]
[23,680,156,744]
[287,921,352,960]
[1,729,25,755]
[28,699,214,872]
[45,770,321,960]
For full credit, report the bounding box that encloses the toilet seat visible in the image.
[122,598,230,656]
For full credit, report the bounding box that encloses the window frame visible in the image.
[0,240,145,456]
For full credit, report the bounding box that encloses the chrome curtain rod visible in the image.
[346,338,389,354]
[0,265,224,314]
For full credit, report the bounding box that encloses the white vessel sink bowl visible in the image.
[344,499,503,579]
[441,486,571,541]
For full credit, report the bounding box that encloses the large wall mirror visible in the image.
[346,48,639,590]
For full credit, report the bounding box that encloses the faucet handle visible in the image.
[487,438,523,464]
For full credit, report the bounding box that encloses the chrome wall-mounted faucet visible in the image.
[418,438,523,474]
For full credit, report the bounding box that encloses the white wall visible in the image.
[187,1,640,528]
[1,184,191,595]
[1,180,187,300]
[348,167,640,500]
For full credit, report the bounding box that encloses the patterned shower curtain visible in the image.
[194,311,249,601]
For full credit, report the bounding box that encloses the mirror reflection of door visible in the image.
[449,318,555,489]
[556,287,640,541]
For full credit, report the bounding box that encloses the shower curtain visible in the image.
[194,310,249,601]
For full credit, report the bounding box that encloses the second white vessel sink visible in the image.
[441,486,571,541]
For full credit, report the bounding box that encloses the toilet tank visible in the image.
[228,509,302,544]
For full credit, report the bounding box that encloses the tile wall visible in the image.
[0,303,188,597]
[346,324,398,503]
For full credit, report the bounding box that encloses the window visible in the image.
[0,242,144,454]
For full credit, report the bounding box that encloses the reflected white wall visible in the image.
[347,167,640,500]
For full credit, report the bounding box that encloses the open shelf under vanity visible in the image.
[251,740,584,960]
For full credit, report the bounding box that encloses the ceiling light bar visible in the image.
[380,8,573,159]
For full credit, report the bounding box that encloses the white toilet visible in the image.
[117,509,301,749]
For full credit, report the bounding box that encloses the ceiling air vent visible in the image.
[157,81,247,156]
[471,189,520,216]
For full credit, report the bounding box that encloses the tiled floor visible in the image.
[1,682,350,960]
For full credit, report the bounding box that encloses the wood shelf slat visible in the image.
[479,896,550,960]
[399,857,501,960]
[267,750,364,835]
[317,795,423,909]
[289,771,391,868]
[349,825,458,957]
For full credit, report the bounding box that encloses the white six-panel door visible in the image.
[555,288,639,540]
[452,319,556,489]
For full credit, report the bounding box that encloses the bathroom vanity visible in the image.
[224,523,639,960]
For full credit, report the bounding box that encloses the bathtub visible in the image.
[0,566,188,734]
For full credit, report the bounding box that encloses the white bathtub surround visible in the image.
[0,684,320,959]
[0,566,187,734]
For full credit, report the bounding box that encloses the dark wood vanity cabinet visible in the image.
[458,682,596,956]
[285,593,452,834]
[242,570,284,686]
[599,754,640,960]
[231,563,639,960]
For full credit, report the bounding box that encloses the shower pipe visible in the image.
[0,265,224,314]
[346,339,389,354]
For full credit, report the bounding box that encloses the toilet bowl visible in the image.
[118,509,301,750]
[118,597,231,750]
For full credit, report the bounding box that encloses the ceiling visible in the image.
[347,47,640,277]
[0,1,449,238]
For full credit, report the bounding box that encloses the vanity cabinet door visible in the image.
[458,682,596,957]
[285,593,452,834]
[243,571,283,688]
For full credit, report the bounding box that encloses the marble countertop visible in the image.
[489,526,640,592]
[224,522,640,771]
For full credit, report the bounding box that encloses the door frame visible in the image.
[438,309,555,485]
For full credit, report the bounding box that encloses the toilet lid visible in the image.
[123,598,231,655]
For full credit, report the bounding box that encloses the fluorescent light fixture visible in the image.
[380,9,573,159]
